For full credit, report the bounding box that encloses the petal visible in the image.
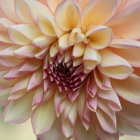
[82,0,118,27]
[46,0,63,13]
[114,48,140,68]
[31,98,56,135]
[2,93,33,123]
[15,0,33,23]
[27,69,43,90]
[108,2,140,39]
[19,59,42,72]
[99,50,133,79]
[58,33,71,51]
[76,0,90,10]
[72,43,85,58]
[118,98,140,125]
[83,47,101,71]
[87,96,97,112]
[0,0,21,23]
[49,42,59,58]
[86,26,112,49]
[117,115,140,136]
[39,15,63,37]
[55,0,80,31]
[24,0,52,22]
[112,75,140,104]
[14,45,37,58]
[33,35,55,49]
[8,24,42,45]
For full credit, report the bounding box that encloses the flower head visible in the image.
[0,0,140,140]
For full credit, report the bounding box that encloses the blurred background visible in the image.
[0,108,140,140]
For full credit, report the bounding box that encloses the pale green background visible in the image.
[0,108,139,140]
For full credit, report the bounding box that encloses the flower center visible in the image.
[45,55,85,92]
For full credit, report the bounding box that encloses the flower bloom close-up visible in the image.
[1,0,140,139]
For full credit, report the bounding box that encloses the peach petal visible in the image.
[46,0,63,13]
[0,32,13,44]
[108,2,140,39]
[76,0,90,10]
[99,50,133,79]
[2,93,33,123]
[112,75,140,104]
[87,96,97,112]
[24,0,52,22]
[98,89,122,112]
[82,0,118,27]
[35,48,49,60]
[83,47,101,71]
[31,98,56,135]
[86,26,112,49]
[8,24,42,45]
[15,0,33,23]
[96,107,117,134]
[49,42,59,58]
[55,0,80,31]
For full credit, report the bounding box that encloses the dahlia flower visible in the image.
[0,0,140,139]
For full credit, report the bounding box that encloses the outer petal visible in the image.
[82,0,118,27]
[108,2,140,39]
[83,47,101,71]
[112,75,140,104]
[2,93,33,123]
[55,0,80,31]
[15,0,33,23]
[8,24,42,45]
[86,26,112,49]
[24,0,52,22]
[31,98,56,135]
[99,50,133,79]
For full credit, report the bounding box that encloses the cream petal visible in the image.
[32,86,44,107]
[0,88,11,106]
[108,2,140,39]
[55,0,80,31]
[76,0,90,10]
[117,115,140,136]
[99,50,133,79]
[86,26,112,49]
[72,43,85,58]
[82,0,118,27]
[8,24,42,45]
[31,98,56,135]
[14,45,37,58]
[58,33,71,51]
[87,96,97,112]
[118,98,140,125]
[0,32,13,44]
[83,47,101,71]
[112,75,140,104]
[24,0,52,22]
[39,119,67,140]
[62,118,74,138]
[46,0,63,13]
[19,59,42,72]
[11,76,30,93]
[2,93,33,123]
[50,42,59,58]
[15,0,33,23]
[0,0,21,23]
[0,18,14,31]
[27,69,43,90]
[35,48,49,60]
[39,15,63,37]
[33,35,56,49]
